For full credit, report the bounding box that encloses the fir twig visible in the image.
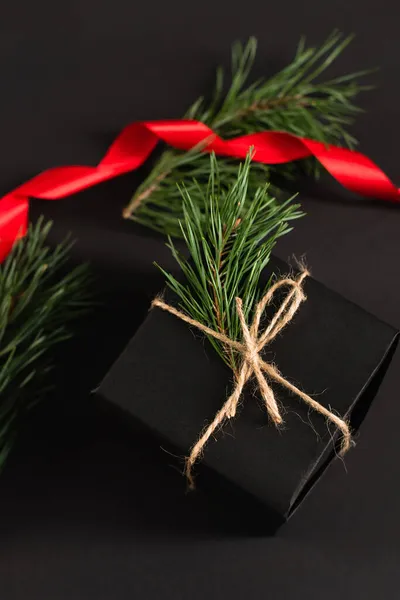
[125,31,371,236]
[155,153,303,372]
[0,219,90,471]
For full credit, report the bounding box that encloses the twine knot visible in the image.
[152,269,351,489]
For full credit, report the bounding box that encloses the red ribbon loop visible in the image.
[1,119,398,261]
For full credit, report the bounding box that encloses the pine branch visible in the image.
[155,153,303,373]
[125,31,371,236]
[0,219,90,471]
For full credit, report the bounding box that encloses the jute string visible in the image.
[152,270,351,489]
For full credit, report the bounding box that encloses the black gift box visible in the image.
[98,255,398,528]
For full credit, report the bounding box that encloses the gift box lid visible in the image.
[98,256,399,520]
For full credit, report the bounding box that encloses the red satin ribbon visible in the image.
[1,119,398,261]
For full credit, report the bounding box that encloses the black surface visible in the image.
[0,2,400,598]
[98,255,398,523]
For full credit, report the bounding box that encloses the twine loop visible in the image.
[152,269,351,489]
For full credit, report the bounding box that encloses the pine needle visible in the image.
[155,153,303,372]
[125,31,371,235]
[0,219,90,471]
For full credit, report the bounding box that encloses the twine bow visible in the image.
[152,269,351,489]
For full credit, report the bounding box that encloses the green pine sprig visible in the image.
[155,153,302,373]
[0,219,90,470]
[125,31,371,237]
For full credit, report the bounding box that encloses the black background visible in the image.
[0,2,399,598]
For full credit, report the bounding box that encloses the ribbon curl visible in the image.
[152,269,351,489]
[1,119,399,262]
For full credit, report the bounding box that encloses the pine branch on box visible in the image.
[0,219,90,470]
[124,31,371,237]
[155,152,303,373]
